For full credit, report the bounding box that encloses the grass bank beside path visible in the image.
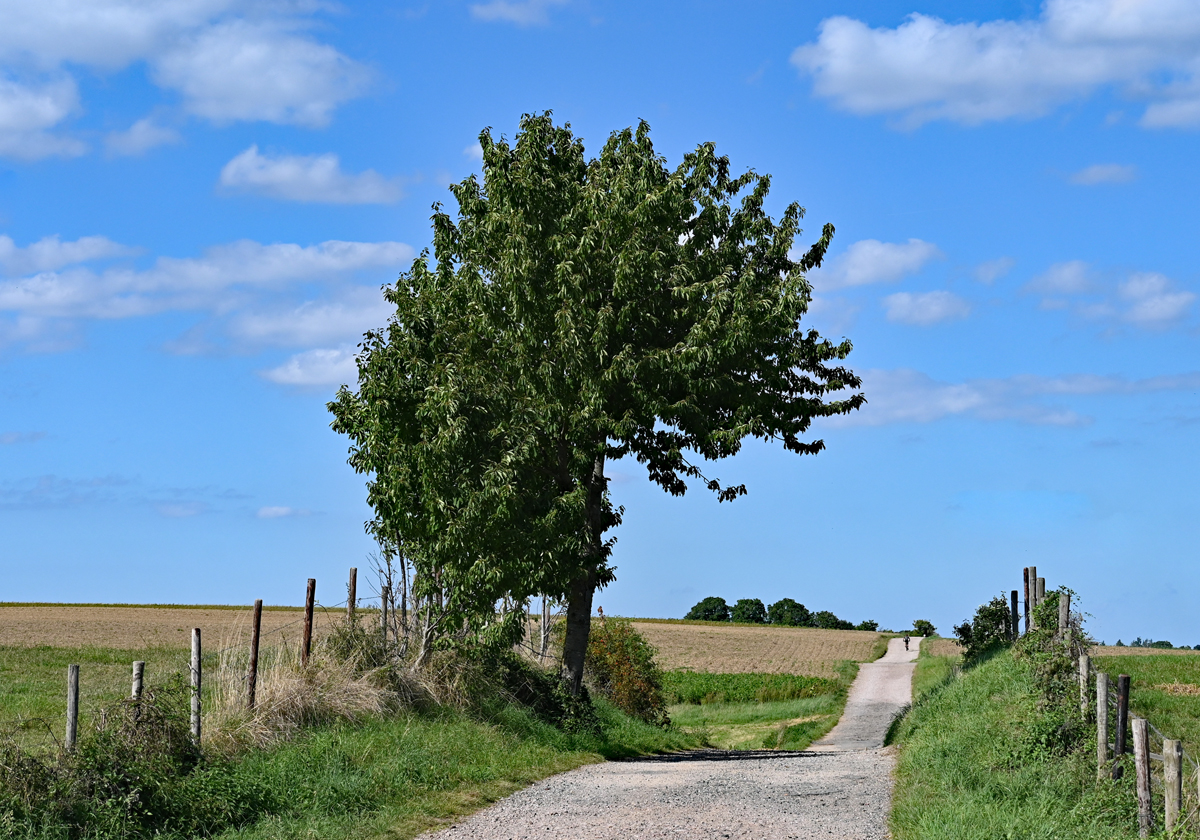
[1092,651,1200,754]
[891,648,1141,840]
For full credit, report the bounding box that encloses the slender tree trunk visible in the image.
[561,454,606,695]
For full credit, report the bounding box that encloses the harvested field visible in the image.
[922,638,963,658]
[1090,645,1200,657]
[0,604,324,649]
[630,621,881,678]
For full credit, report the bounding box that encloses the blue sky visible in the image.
[1,0,1197,645]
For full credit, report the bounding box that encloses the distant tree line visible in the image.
[1111,637,1200,650]
[684,596,878,631]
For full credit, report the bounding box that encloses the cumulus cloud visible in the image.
[974,257,1015,284]
[261,345,357,386]
[1025,260,1092,295]
[1022,261,1195,329]
[230,287,392,347]
[792,0,1200,128]
[470,0,569,26]
[219,145,402,204]
[883,290,971,325]
[0,234,133,275]
[0,76,85,159]
[813,238,942,289]
[1070,163,1138,185]
[836,367,1200,427]
[1118,272,1195,327]
[105,117,180,156]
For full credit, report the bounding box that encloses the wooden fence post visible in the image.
[1029,566,1039,628]
[1036,577,1046,606]
[1058,590,1071,640]
[190,628,201,743]
[1132,717,1152,837]
[132,660,145,700]
[302,578,316,666]
[381,585,391,642]
[1010,590,1019,640]
[347,567,357,622]
[1164,738,1182,832]
[66,664,79,751]
[248,599,262,710]
[1096,671,1109,780]
[1023,567,1031,635]
[1078,654,1089,717]
[1114,674,1130,779]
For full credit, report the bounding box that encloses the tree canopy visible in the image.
[329,113,864,689]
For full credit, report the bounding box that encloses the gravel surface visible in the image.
[419,637,920,840]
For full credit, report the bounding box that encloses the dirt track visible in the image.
[419,637,920,839]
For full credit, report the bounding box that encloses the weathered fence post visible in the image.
[347,567,357,622]
[248,598,262,710]
[1164,738,1182,831]
[302,578,316,666]
[66,664,79,751]
[1096,671,1109,780]
[190,628,201,743]
[1023,567,1031,634]
[381,584,391,642]
[1010,590,1019,640]
[1036,577,1046,606]
[1132,717,1152,837]
[1058,590,1071,641]
[132,660,145,700]
[1029,566,1039,628]
[1078,654,1089,717]
[1114,674,1130,780]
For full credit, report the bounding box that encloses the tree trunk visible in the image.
[561,454,606,695]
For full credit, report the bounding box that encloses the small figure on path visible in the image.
[903,634,910,651]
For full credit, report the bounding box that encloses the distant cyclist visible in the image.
[903,634,910,651]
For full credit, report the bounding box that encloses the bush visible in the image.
[585,616,670,726]
[730,598,767,624]
[912,619,936,637]
[953,593,1013,663]
[812,610,854,630]
[485,651,599,735]
[767,598,811,627]
[855,619,879,631]
[684,596,730,621]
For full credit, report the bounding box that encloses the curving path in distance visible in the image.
[418,636,921,840]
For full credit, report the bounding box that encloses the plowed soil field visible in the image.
[630,622,882,677]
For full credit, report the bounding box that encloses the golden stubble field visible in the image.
[0,605,323,650]
[630,621,882,677]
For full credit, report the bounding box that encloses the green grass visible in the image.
[891,648,1141,840]
[661,670,840,705]
[1092,653,1200,752]
[911,640,960,700]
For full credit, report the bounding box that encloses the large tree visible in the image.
[330,113,864,691]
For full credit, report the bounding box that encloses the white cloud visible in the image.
[219,145,402,204]
[257,505,294,518]
[792,0,1200,128]
[261,345,357,386]
[814,238,942,289]
[837,367,1200,427]
[0,77,85,159]
[1025,260,1091,295]
[230,287,391,346]
[1118,272,1195,326]
[974,257,1015,284]
[883,290,971,325]
[470,0,569,26]
[105,117,180,156]
[463,142,483,161]
[1070,163,1138,185]
[152,20,369,127]
[0,234,133,275]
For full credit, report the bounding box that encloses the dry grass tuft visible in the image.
[1154,681,1200,696]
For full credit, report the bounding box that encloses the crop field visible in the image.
[1090,644,1200,657]
[1091,652,1200,752]
[630,620,882,678]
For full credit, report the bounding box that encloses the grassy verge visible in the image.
[891,648,1141,840]
[911,638,961,700]
[664,663,855,750]
[1092,653,1200,751]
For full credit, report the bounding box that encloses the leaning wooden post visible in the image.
[1114,674,1130,779]
[302,578,316,666]
[247,599,262,710]
[66,664,80,751]
[1023,567,1031,634]
[190,628,202,743]
[1078,654,1090,717]
[347,567,357,622]
[1010,590,1019,640]
[132,660,145,700]
[1096,672,1109,780]
[1164,738,1182,832]
[381,585,391,643]
[1132,717,1152,837]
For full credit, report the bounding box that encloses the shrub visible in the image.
[855,619,879,631]
[685,596,730,621]
[731,598,767,624]
[767,598,811,627]
[585,616,669,726]
[912,619,936,637]
[812,610,854,630]
[953,594,1013,663]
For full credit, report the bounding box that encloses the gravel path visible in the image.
[419,637,921,840]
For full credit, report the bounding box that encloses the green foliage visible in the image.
[730,598,767,624]
[684,597,730,622]
[584,617,669,726]
[328,112,864,672]
[855,619,879,631]
[953,593,1013,663]
[766,598,810,627]
[912,619,936,637]
[660,671,839,705]
[811,610,854,630]
[485,652,600,735]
